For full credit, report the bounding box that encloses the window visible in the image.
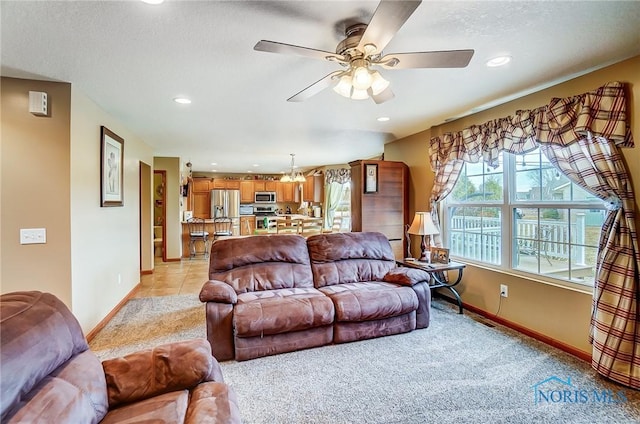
[334,183,351,231]
[445,148,605,286]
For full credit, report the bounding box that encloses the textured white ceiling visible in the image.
[2,1,639,173]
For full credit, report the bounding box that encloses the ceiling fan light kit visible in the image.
[332,66,390,100]
[254,0,473,104]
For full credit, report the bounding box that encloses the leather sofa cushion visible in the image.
[307,232,395,287]
[209,235,314,292]
[185,381,241,423]
[3,350,109,424]
[319,282,418,322]
[101,390,189,424]
[102,339,220,408]
[0,291,99,422]
[382,268,432,286]
[234,288,334,337]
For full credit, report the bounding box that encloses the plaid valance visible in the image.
[324,168,351,185]
[429,82,634,171]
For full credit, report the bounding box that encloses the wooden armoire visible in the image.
[349,160,409,260]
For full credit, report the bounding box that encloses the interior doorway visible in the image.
[153,170,167,262]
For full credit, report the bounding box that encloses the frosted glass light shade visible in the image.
[351,88,369,100]
[352,66,372,90]
[370,71,390,96]
[333,75,352,98]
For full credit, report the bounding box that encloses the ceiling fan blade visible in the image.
[371,87,395,104]
[377,50,474,69]
[357,0,422,54]
[287,71,344,102]
[254,40,345,63]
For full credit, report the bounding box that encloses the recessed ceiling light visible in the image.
[486,56,511,67]
[141,0,164,4]
[247,170,253,173]
[173,97,191,104]
[252,164,259,167]
[211,162,217,166]
[377,116,390,122]
[211,169,217,172]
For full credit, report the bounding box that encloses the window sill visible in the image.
[452,257,594,295]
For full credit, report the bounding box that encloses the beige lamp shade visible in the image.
[407,211,439,262]
[408,212,439,236]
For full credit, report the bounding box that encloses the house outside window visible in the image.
[444,148,605,286]
[334,183,351,231]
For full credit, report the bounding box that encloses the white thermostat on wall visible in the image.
[29,91,48,116]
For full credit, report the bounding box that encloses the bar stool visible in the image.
[187,218,209,259]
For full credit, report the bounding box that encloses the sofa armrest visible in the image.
[382,267,431,286]
[102,338,223,408]
[199,280,237,304]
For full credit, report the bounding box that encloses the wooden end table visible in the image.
[396,259,466,314]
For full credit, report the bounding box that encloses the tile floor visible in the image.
[136,257,209,297]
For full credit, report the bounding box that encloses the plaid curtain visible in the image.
[430,82,639,389]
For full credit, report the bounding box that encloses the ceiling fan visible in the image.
[254,0,474,104]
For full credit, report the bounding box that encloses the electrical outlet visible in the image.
[500,284,508,298]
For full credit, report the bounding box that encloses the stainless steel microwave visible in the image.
[254,191,276,203]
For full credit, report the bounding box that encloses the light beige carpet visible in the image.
[90,295,640,424]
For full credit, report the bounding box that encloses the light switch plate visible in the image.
[20,228,46,244]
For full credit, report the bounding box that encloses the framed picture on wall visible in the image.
[100,126,124,207]
[364,164,378,193]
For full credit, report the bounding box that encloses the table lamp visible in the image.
[407,212,440,262]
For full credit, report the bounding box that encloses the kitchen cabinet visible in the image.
[190,178,213,218]
[277,181,296,202]
[192,192,211,219]
[192,177,213,193]
[349,160,409,260]
[253,180,277,192]
[212,179,241,189]
[240,181,254,203]
[302,175,323,203]
[240,216,256,235]
[293,175,323,203]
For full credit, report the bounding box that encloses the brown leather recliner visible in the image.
[0,291,241,423]
[200,232,432,361]
[307,231,431,343]
[200,234,335,361]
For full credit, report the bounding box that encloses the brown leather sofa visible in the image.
[0,291,241,423]
[200,231,432,361]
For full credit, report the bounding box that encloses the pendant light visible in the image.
[280,153,306,183]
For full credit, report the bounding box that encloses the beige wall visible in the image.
[1,77,72,306]
[0,77,154,333]
[154,157,182,260]
[385,55,640,356]
[70,86,154,332]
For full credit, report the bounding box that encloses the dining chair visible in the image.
[187,217,209,259]
[213,217,233,240]
[276,218,300,234]
[300,218,324,237]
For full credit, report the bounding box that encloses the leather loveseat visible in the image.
[0,291,241,424]
[200,231,432,361]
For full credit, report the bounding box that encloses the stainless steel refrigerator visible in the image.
[210,189,240,236]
